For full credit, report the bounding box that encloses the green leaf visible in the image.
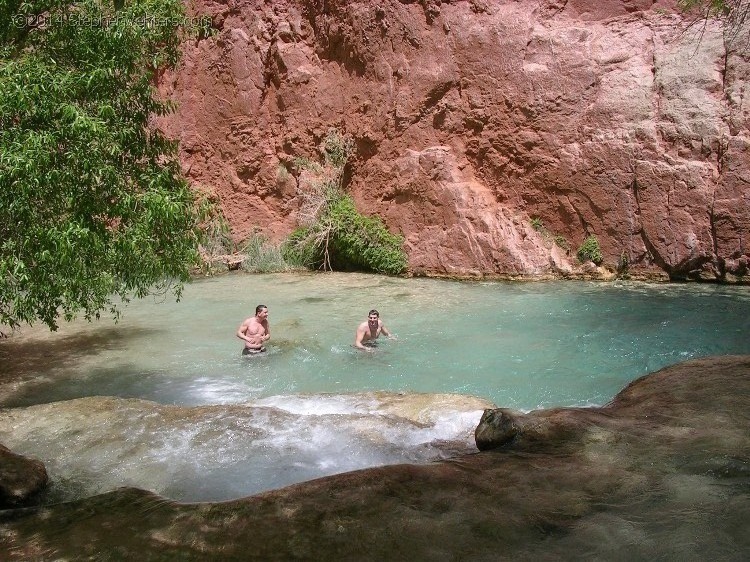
[0,0,208,331]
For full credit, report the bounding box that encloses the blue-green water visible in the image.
[3,272,749,410]
[1,272,749,503]
[0,274,750,560]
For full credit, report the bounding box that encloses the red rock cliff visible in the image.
[159,0,749,281]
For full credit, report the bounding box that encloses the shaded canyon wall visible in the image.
[159,0,750,281]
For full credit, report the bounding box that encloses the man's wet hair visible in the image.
[256,304,267,315]
[368,309,379,317]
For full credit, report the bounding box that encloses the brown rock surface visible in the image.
[159,1,749,281]
[0,355,748,560]
[0,444,47,509]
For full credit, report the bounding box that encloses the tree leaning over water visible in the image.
[0,0,209,332]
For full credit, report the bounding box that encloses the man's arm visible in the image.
[236,320,251,343]
[380,321,395,339]
[261,321,270,342]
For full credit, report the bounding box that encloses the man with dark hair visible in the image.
[237,304,270,355]
[354,309,394,351]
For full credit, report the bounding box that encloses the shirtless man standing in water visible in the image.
[354,309,394,351]
[237,305,270,355]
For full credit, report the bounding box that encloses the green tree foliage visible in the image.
[576,236,603,265]
[283,129,407,275]
[0,1,209,331]
[324,195,407,274]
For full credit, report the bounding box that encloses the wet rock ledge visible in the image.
[1,356,749,560]
[0,445,47,509]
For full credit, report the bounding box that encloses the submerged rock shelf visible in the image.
[1,356,748,560]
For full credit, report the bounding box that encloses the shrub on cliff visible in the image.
[241,234,304,273]
[0,1,212,332]
[283,129,407,275]
[577,236,603,265]
[285,196,406,275]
